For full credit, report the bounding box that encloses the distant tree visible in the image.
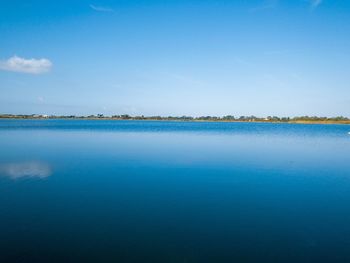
[222,115,235,120]
[120,114,130,119]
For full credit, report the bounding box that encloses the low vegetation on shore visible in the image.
[1,114,350,124]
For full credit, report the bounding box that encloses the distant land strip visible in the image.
[1,114,350,124]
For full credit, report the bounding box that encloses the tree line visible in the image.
[0,114,349,123]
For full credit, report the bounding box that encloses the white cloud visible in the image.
[0,161,52,180]
[90,4,114,12]
[310,0,322,8]
[0,55,52,74]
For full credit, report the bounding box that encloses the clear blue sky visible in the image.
[1,0,349,117]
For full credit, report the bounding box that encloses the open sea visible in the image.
[0,119,350,263]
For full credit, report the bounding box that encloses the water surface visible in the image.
[1,120,350,262]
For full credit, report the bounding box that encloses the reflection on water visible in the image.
[0,161,52,179]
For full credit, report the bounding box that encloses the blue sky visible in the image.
[1,0,349,117]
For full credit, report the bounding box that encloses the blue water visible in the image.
[1,120,350,263]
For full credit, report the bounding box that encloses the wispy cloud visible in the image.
[0,161,52,180]
[309,0,322,8]
[0,55,52,74]
[90,4,114,12]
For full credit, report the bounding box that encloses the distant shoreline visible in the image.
[1,115,350,125]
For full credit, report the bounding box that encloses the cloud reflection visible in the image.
[0,161,52,179]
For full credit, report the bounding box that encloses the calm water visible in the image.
[1,120,350,263]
